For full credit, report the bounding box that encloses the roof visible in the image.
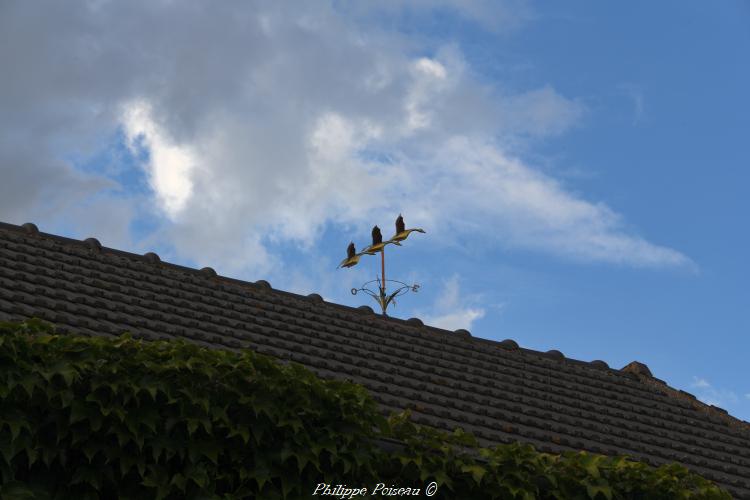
[1,220,749,498]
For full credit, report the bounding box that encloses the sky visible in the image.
[1,1,749,421]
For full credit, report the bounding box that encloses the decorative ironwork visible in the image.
[337,214,425,316]
[351,278,420,315]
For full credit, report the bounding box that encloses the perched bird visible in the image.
[389,214,425,243]
[337,242,362,268]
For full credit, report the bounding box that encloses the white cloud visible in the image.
[689,377,739,408]
[617,83,645,125]
[398,137,692,267]
[418,274,486,331]
[121,100,196,218]
[0,1,691,280]
[346,0,533,34]
[415,58,447,80]
[691,377,710,389]
[502,86,585,136]
[404,57,452,133]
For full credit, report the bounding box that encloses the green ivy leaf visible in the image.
[170,472,187,492]
[0,440,16,465]
[586,481,613,500]
[227,427,250,445]
[196,440,220,465]
[0,481,37,500]
[582,454,603,479]
[18,373,39,398]
[4,417,28,443]
[186,418,199,437]
[461,464,487,484]
[71,464,101,490]
[187,463,209,488]
[25,447,39,467]
[69,400,90,425]
[118,453,137,477]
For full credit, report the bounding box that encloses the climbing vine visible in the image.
[0,319,731,499]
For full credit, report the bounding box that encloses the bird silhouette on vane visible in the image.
[362,224,402,254]
[337,242,363,268]
[389,213,425,243]
[337,214,425,268]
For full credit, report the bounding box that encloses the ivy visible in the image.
[0,319,733,499]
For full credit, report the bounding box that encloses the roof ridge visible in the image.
[4,220,747,429]
[627,370,750,435]
[0,222,700,375]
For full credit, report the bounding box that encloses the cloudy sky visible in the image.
[2,1,749,421]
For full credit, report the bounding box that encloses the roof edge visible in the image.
[625,366,750,434]
[5,220,735,412]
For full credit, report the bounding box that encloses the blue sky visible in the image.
[1,1,748,421]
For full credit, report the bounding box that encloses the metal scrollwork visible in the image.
[351,278,420,316]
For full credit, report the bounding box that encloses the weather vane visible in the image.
[337,214,425,316]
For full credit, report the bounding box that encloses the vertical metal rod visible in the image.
[381,248,385,293]
[381,248,386,315]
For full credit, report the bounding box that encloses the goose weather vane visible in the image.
[337,214,425,316]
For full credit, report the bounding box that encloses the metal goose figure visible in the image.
[389,213,425,243]
[361,225,402,255]
[337,242,364,269]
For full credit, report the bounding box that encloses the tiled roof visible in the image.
[1,221,749,498]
